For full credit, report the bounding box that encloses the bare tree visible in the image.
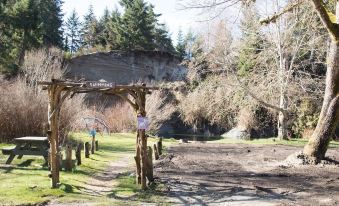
[180,0,339,162]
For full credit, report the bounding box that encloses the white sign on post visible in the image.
[137,116,149,130]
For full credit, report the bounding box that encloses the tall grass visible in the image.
[104,102,136,133]
[0,48,85,142]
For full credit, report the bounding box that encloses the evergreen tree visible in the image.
[105,0,175,53]
[5,0,40,68]
[176,29,186,60]
[154,24,175,53]
[65,9,82,53]
[184,29,196,60]
[120,0,156,50]
[237,4,264,76]
[82,4,99,48]
[97,7,111,47]
[107,8,122,50]
[0,0,64,74]
[38,0,64,47]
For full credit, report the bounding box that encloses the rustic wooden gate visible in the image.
[38,79,158,189]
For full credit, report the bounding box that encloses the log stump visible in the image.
[153,144,159,160]
[91,137,95,154]
[147,146,154,182]
[157,138,162,156]
[85,142,90,158]
[75,143,82,165]
[65,143,72,171]
[95,140,99,151]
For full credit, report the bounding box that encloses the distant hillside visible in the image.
[66,50,187,84]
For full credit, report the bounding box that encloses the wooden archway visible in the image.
[38,79,158,189]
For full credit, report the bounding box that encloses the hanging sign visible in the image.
[137,116,149,130]
[86,81,116,88]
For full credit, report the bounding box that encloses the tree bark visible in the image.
[139,129,147,190]
[303,41,339,161]
[277,92,288,140]
[303,1,339,162]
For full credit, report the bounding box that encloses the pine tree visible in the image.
[184,29,196,60]
[82,4,99,48]
[65,9,82,53]
[176,29,186,60]
[154,24,175,53]
[107,8,122,50]
[237,4,263,76]
[97,7,111,47]
[105,0,175,52]
[120,0,156,50]
[38,0,64,47]
[0,0,64,73]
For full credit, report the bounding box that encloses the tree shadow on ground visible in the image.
[154,144,339,205]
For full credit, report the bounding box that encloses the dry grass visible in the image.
[0,48,85,142]
[104,102,136,133]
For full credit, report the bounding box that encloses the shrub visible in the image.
[104,101,136,133]
[292,100,320,139]
[0,48,85,142]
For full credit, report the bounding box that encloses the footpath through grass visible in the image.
[0,133,176,206]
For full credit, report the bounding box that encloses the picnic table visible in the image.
[2,137,49,164]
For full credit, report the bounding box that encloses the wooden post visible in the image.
[147,146,154,182]
[75,143,82,165]
[139,129,147,190]
[95,140,99,151]
[58,150,63,171]
[65,143,72,171]
[157,137,162,156]
[85,142,90,158]
[134,143,141,184]
[153,144,159,160]
[91,136,95,154]
[48,85,62,188]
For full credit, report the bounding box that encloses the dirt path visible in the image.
[155,142,339,206]
[48,153,133,206]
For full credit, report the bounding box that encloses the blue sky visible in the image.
[62,0,200,43]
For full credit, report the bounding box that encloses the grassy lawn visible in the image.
[0,133,176,206]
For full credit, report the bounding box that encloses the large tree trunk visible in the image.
[303,39,339,162]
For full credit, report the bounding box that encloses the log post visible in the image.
[65,143,72,171]
[48,85,61,188]
[147,146,154,182]
[139,129,147,190]
[134,143,141,184]
[91,136,95,154]
[95,140,99,151]
[157,137,162,156]
[58,150,62,171]
[85,142,90,158]
[153,144,159,160]
[75,143,82,165]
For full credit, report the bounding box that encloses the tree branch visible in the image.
[310,0,339,40]
[260,1,304,24]
[235,76,288,115]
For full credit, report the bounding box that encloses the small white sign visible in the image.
[86,81,115,88]
[137,116,149,130]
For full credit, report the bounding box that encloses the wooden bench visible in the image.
[2,147,15,155]
[2,137,49,164]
